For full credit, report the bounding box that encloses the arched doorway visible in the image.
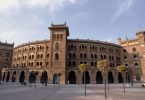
[40,72,44,83]
[108,71,114,83]
[12,71,16,82]
[2,72,6,81]
[29,71,36,83]
[19,71,25,83]
[6,72,10,82]
[53,74,59,84]
[96,71,103,84]
[118,72,123,83]
[126,72,130,83]
[41,71,48,86]
[82,71,90,84]
[68,71,76,84]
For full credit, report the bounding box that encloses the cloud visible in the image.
[0,0,20,14]
[0,30,45,46]
[0,0,78,14]
[111,0,135,23]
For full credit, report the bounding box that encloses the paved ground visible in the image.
[0,82,145,100]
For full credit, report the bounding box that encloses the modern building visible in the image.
[0,41,14,81]
[1,23,144,84]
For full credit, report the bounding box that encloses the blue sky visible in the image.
[0,0,145,46]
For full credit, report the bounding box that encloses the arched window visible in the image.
[104,55,106,59]
[37,62,39,66]
[41,54,43,58]
[80,53,83,59]
[37,54,39,58]
[134,55,137,60]
[68,61,71,66]
[25,55,27,59]
[91,62,94,66]
[101,55,103,59]
[94,54,97,59]
[125,63,128,67]
[55,42,59,50]
[72,61,76,66]
[68,53,71,59]
[123,49,126,52]
[132,48,136,52]
[47,53,49,58]
[57,34,59,40]
[91,54,93,59]
[60,34,63,39]
[31,62,33,66]
[135,63,138,67]
[40,62,42,66]
[73,53,75,58]
[32,55,34,59]
[124,56,127,60]
[55,53,59,60]
[84,53,87,58]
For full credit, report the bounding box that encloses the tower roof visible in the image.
[48,22,69,36]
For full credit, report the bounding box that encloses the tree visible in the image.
[79,64,88,96]
[117,64,126,93]
[97,60,109,99]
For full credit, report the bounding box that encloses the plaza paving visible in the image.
[0,82,145,100]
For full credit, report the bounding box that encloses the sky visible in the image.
[0,0,145,46]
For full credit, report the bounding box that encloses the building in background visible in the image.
[118,31,145,82]
[1,23,144,84]
[0,42,14,81]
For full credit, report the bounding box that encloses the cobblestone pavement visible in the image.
[0,82,145,100]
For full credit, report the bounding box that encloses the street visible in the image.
[0,82,145,100]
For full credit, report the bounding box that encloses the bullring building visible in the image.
[2,23,145,84]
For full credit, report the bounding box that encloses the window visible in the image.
[47,53,49,58]
[104,55,106,59]
[6,52,10,57]
[100,55,103,59]
[31,62,33,66]
[80,53,83,59]
[37,54,39,58]
[46,62,49,65]
[68,53,71,59]
[94,54,97,59]
[84,53,87,58]
[134,55,137,60]
[40,54,43,58]
[37,62,39,66]
[123,49,126,52]
[32,55,34,59]
[91,54,93,59]
[135,63,138,67]
[132,48,136,52]
[73,53,75,58]
[72,61,76,66]
[40,62,42,66]
[55,42,59,50]
[124,56,127,61]
[125,63,128,67]
[55,53,59,60]
[0,52,2,56]
[60,34,63,39]
[91,62,94,66]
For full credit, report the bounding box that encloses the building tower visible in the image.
[48,23,69,84]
